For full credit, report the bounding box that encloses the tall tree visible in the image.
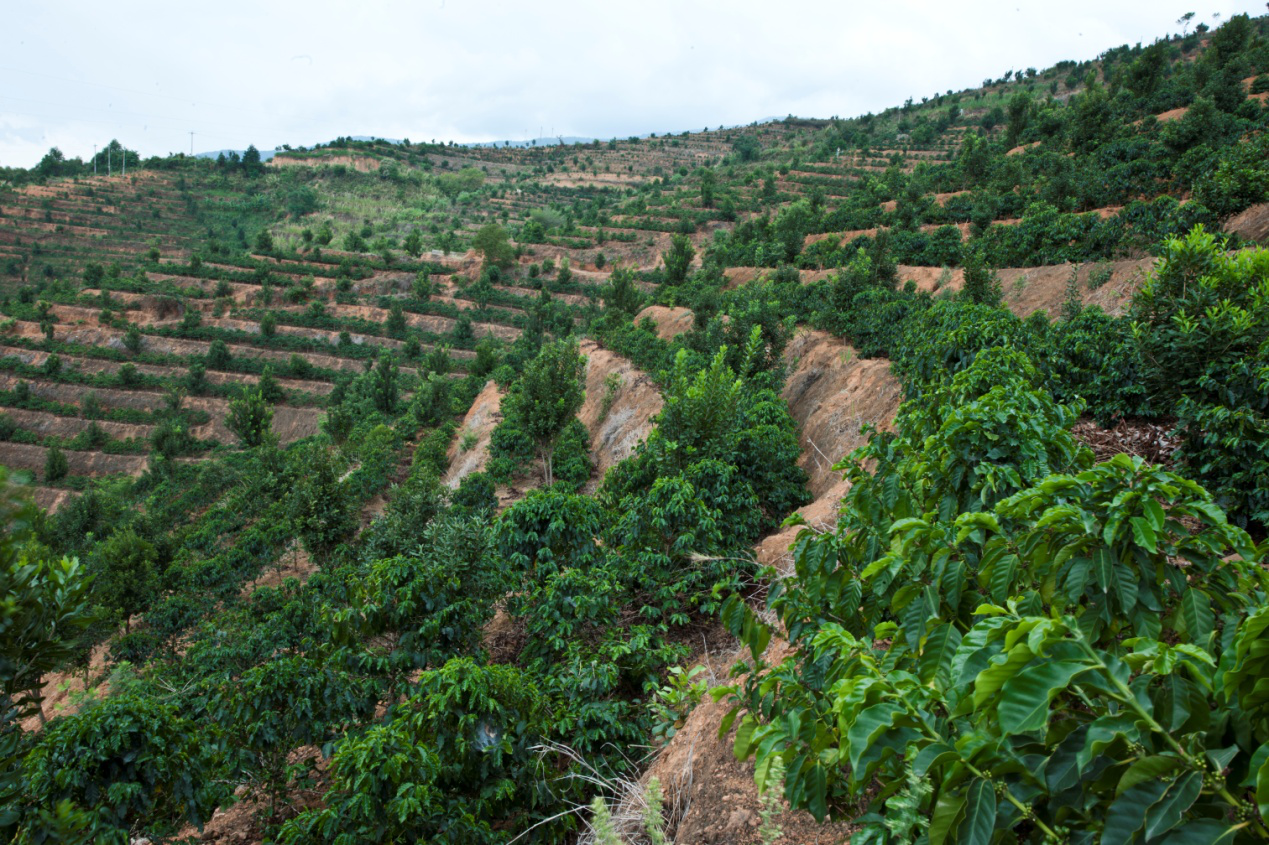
[92,528,159,633]
[371,351,399,414]
[472,224,515,269]
[289,445,357,563]
[226,388,273,447]
[505,340,586,485]
[0,470,95,723]
[241,144,264,177]
[663,234,695,285]
[699,167,717,208]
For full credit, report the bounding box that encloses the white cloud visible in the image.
[2,0,1263,167]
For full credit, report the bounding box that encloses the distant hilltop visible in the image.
[194,137,403,161]
[195,120,784,159]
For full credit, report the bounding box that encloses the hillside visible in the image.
[4,12,1269,845]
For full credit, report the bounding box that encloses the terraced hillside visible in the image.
[6,12,1269,845]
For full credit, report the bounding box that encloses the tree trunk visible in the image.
[29,684,46,725]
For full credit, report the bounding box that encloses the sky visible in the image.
[3,1,1266,168]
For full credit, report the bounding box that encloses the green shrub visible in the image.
[340,515,503,672]
[43,444,68,483]
[1130,227,1269,529]
[213,655,378,822]
[24,695,226,835]
[717,347,1267,839]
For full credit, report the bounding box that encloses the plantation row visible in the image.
[4,12,1269,845]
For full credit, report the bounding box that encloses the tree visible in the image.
[226,388,273,448]
[241,144,264,177]
[604,266,644,315]
[1004,91,1032,148]
[504,340,586,485]
[150,417,194,465]
[289,445,356,562]
[961,249,1001,306]
[774,199,814,263]
[123,324,143,355]
[185,360,207,393]
[44,444,68,483]
[81,263,104,287]
[258,365,286,404]
[700,167,716,208]
[413,373,453,427]
[371,351,399,414]
[206,339,231,369]
[35,147,69,179]
[0,471,96,840]
[259,310,277,337]
[91,528,159,633]
[413,271,435,300]
[0,471,95,722]
[385,302,407,337]
[472,223,514,269]
[663,234,695,285]
[403,229,423,258]
[732,135,761,162]
[254,229,274,253]
[343,230,367,252]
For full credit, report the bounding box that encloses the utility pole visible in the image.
[189,131,194,156]
[108,144,112,177]
[122,143,126,177]
[93,144,97,175]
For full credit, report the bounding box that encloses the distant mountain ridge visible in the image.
[196,120,784,159]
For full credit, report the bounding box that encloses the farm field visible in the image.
[5,11,1269,845]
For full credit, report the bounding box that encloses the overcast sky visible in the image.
[3,1,1265,168]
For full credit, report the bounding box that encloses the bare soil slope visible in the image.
[442,379,502,489]
[576,339,663,483]
[1225,202,1269,243]
[897,256,1154,318]
[633,305,695,340]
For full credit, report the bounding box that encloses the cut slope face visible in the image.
[897,257,1155,319]
[756,329,903,570]
[781,329,902,499]
[443,379,502,489]
[633,305,694,340]
[576,339,664,483]
[1226,202,1269,243]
